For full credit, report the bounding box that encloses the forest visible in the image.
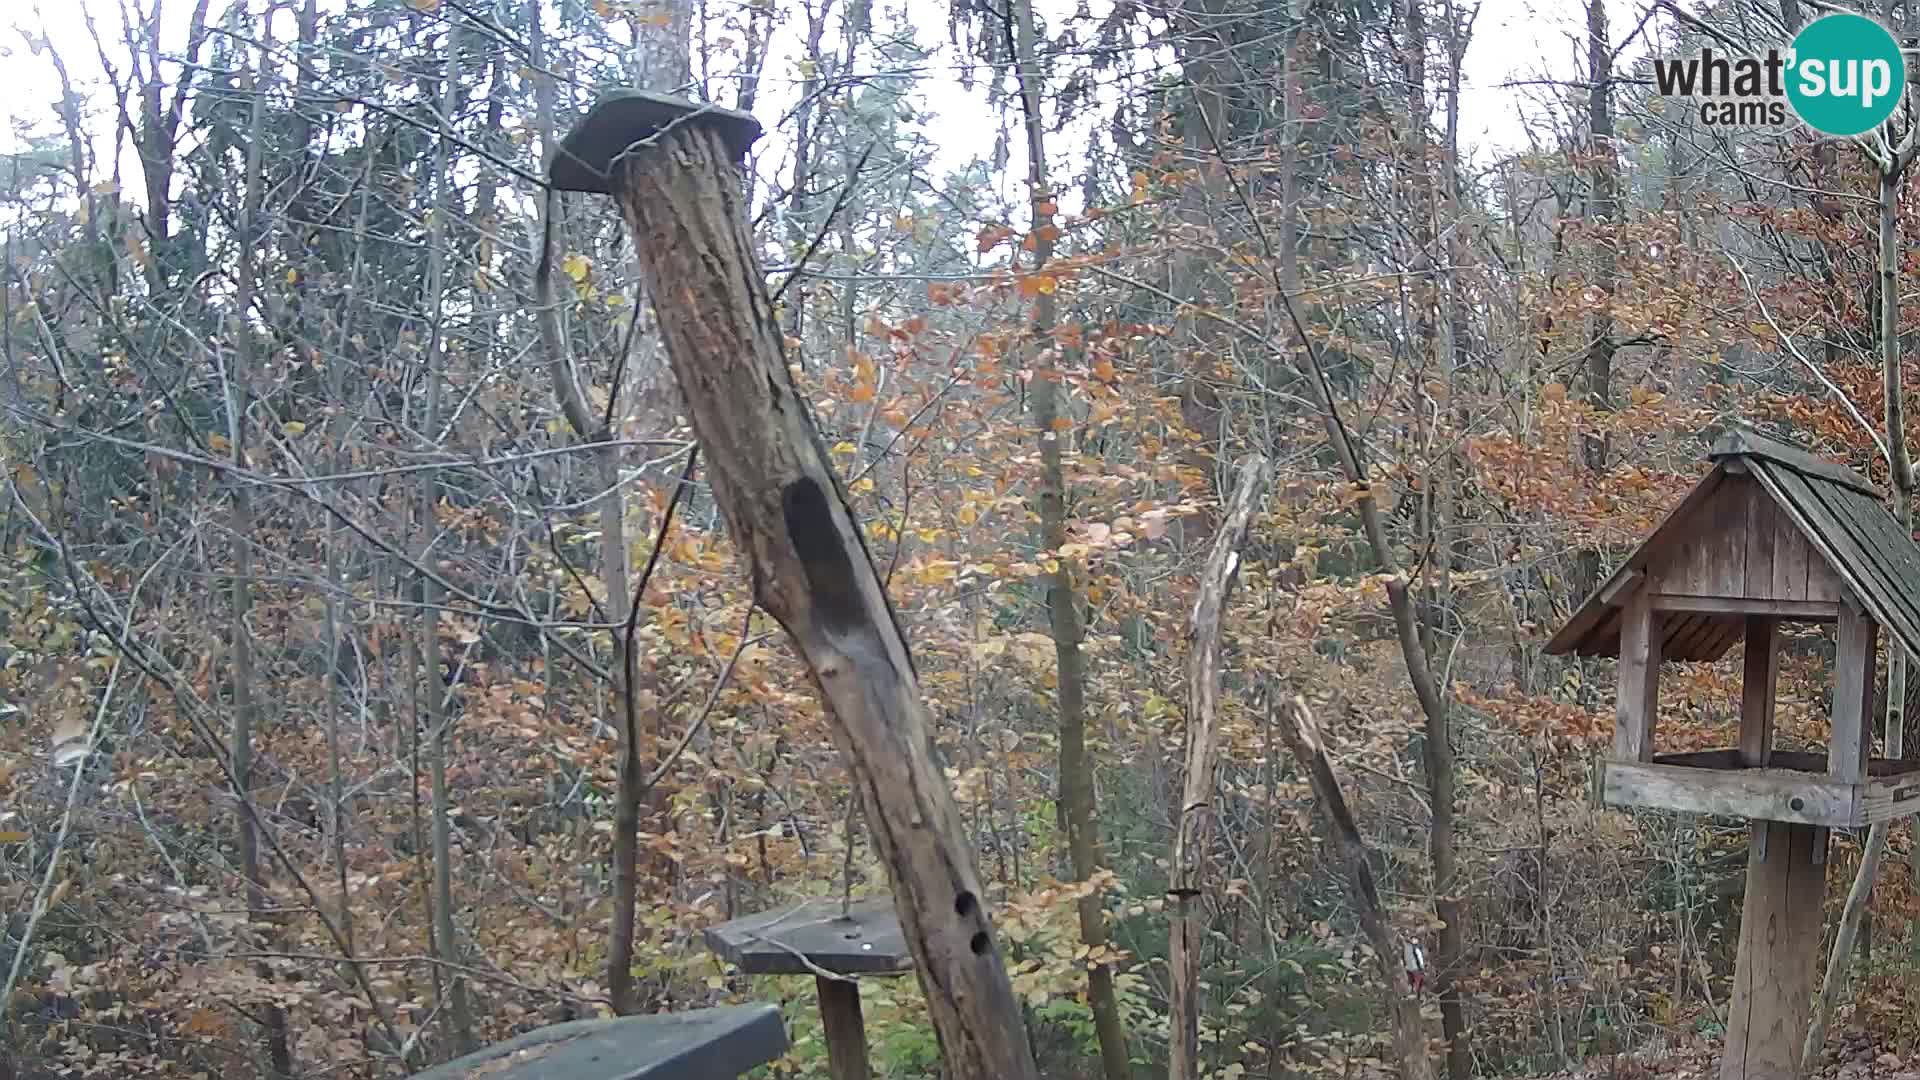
[12,0,1920,1077]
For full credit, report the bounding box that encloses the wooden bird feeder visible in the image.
[705,898,913,1080]
[1546,429,1920,1079]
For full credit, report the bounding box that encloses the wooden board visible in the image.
[410,1004,787,1080]
[1604,759,1856,827]
[704,897,914,977]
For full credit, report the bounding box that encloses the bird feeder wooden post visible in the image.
[1547,430,1920,1080]
[546,91,1040,1080]
[705,897,914,1080]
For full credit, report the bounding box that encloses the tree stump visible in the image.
[549,91,1040,1080]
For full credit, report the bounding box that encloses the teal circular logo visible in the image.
[1787,13,1906,136]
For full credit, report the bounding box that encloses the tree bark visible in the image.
[1576,0,1616,600]
[229,17,290,1077]
[1007,2,1130,1076]
[1273,696,1437,1080]
[418,28,475,1056]
[1169,456,1270,1080]
[1401,3,1468,1075]
[606,114,1040,1080]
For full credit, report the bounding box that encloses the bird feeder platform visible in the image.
[409,1003,785,1080]
[705,898,912,1080]
[1547,428,1920,1079]
[547,91,762,194]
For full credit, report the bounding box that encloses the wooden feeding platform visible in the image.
[409,1003,786,1080]
[705,897,913,1080]
[1546,429,1920,1080]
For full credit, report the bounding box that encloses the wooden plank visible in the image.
[1708,479,1751,597]
[1711,428,1882,496]
[1720,821,1830,1080]
[1745,482,1777,598]
[409,1004,789,1080]
[1861,771,1920,823]
[1830,605,1876,784]
[1649,595,1841,619]
[1742,616,1777,767]
[1598,569,1644,606]
[1603,760,1858,827]
[704,898,913,976]
[1771,493,1809,602]
[1615,590,1661,763]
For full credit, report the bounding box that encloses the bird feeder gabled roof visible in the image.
[1545,429,1920,664]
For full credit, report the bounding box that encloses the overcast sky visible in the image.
[1,0,1651,213]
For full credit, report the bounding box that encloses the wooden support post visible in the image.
[1615,588,1661,762]
[817,976,870,1080]
[1831,606,1877,784]
[1722,820,1829,1080]
[585,98,1038,1080]
[1741,616,1777,767]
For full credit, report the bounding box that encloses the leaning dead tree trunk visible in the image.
[1273,695,1438,1080]
[1169,455,1269,1080]
[550,94,1040,1080]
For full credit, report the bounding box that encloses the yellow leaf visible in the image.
[286,268,299,285]
[282,421,307,436]
[562,252,591,284]
[207,433,231,452]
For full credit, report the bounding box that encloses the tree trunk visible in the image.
[1806,146,1916,1067]
[1402,2,1468,1075]
[1007,1,1130,1076]
[1576,0,1617,600]
[420,28,475,1056]
[1169,457,1270,1080]
[604,108,1040,1080]
[229,19,290,1077]
[1273,697,1437,1080]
